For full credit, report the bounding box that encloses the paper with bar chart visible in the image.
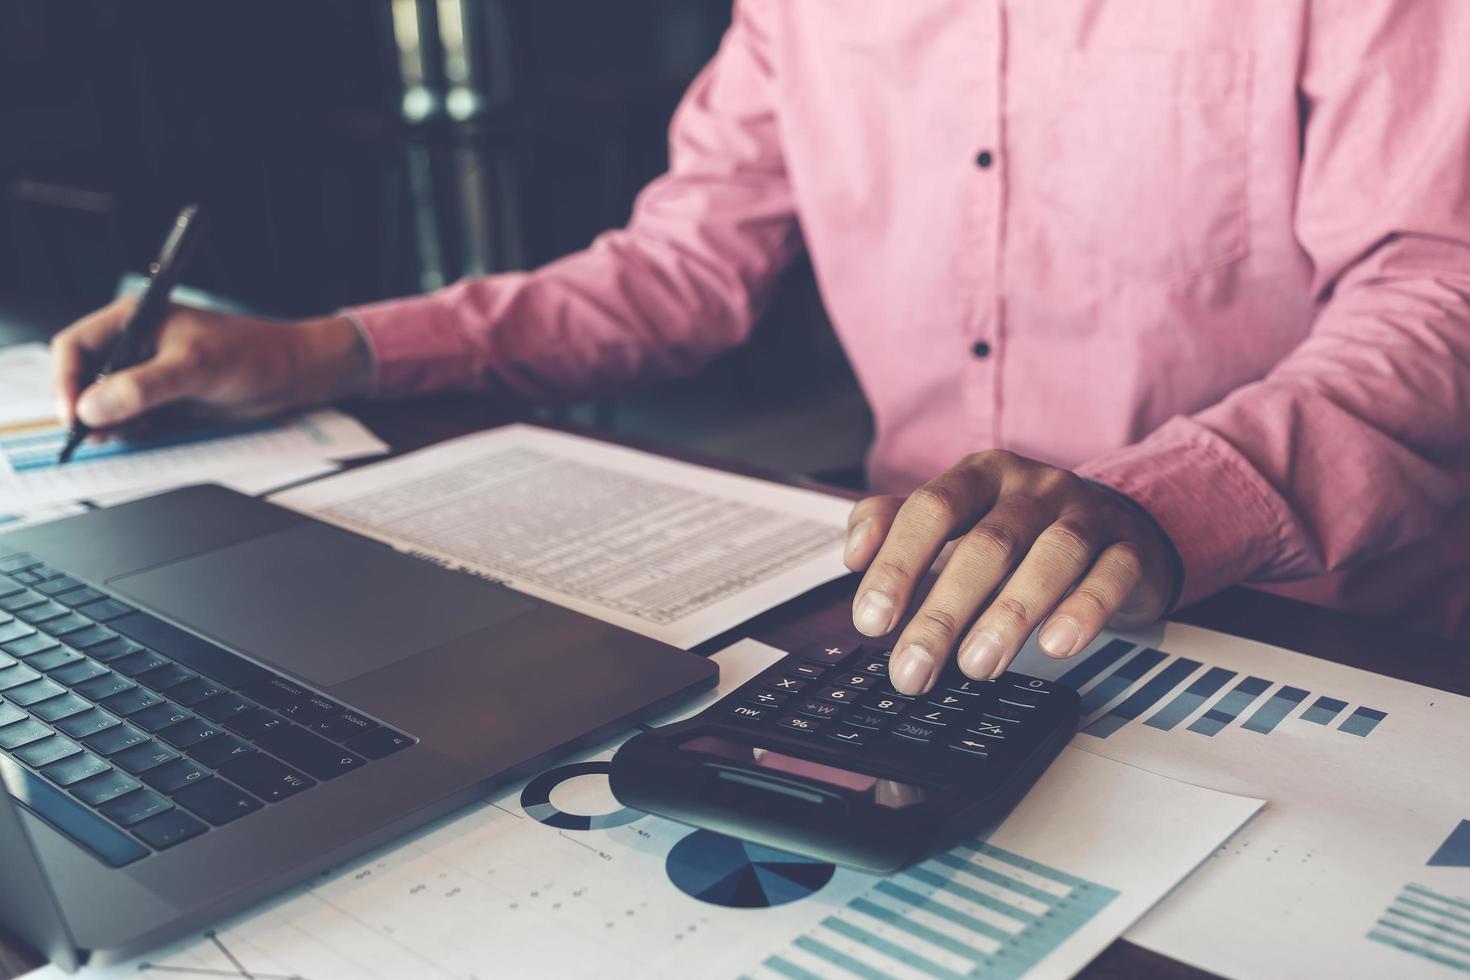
[26,640,1260,980]
[1009,620,1470,978]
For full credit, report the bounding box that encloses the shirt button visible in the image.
[975,150,994,169]
[971,340,992,358]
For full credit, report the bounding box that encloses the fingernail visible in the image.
[75,384,122,427]
[890,644,936,694]
[844,518,874,566]
[853,591,895,635]
[959,631,1006,679]
[1039,618,1081,658]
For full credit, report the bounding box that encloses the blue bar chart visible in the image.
[1367,883,1470,974]
[1060,641,1388,740]
[761,842,1118,980]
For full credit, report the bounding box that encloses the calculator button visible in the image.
[827,727,867,747]
[950,737,993,758]
[801,643,860,666]
[765,676,807,694]
[865,694,907,714]
[795,700,843,720]
[984,706,1028,724]
[749,691,788,709]
[777,716,822,735]
[927,694,967,711]
[834,673,876,690]
[856,660,889,676]
[728,704,770,722]
[966,720,1009,740]
[1010,676,1055,695]
[909,708,951,726]
[814,686,861,705]
[891,720,939,743]
[788,663,826,681]
[995,696,1038,711]
[843,710,891,730]
[946,679,994,696]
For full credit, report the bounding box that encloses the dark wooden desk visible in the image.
[2,392,1466,980]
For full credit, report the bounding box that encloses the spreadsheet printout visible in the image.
[274,425,854,649]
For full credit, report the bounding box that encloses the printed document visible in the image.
[1010,620,1470,978]
[27,639,1261,980]
[273,425,855,649]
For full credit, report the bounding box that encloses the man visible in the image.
[52,1,1470,696]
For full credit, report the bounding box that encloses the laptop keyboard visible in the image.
[0,551,415,867]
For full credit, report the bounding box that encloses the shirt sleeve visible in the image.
[348,0,799,400]
[1078,0,1470,608]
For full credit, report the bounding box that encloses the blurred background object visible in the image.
[0,0,871,484]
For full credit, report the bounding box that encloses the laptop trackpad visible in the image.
[107,523,536,688]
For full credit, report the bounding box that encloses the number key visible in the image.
[865,693,907,714]
[835,673,876,690]
[777,716,822,735]
[815,686,861,705]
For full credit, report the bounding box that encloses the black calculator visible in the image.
[609,641,1079,873]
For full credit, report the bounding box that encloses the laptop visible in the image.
[0,484,716,971]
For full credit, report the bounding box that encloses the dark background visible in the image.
[0,0,871,480]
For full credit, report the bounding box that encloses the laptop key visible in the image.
[113,649,171,678]
[100,687,165,718]
[157,718,225,750]
[0,663,41,691]
[311,711,380,742]
[56,587,104,609]
[1,760,148,867]
[217,754,315,802]
[0,718,51,750]
[174,778,262,826]
[99,788,173,827]
[86,637,143,663]
[55,707,121,740]
[130,702,195,733]
[252,725,365,780]
[72,769,142,807]
[193,693,257,723]
[76,598,135,623]
[239,675,307,709]
[110,611,270,689]
[278,697,339,725]
[84,724,150,756]
[8,678,66,706]
[31,692,91,723]
[14,734,83,768]
[0,621,36,645]
[2,633,58,658]
[134,662,195,694]
[113,742,180,775]
[188,735,255,768]
[0,590,46,612]
[63,625,116,650]
[143,757,212,794]
[74,671,137,701]
[40,613,91,636]
[223,708,288,740]
[16,600,70,624]
[168,677,228,707]
[42,751,112,788]
[0,702,25,728]
[131,808,207,850]
[49,658,108,686]
[0,554,40,574]
[344,727,414,760]
[27,646,83,673]
[35,576,85,596]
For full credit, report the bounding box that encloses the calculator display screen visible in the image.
[680,735,929,808]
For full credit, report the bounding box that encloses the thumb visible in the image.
[75,355,199,429]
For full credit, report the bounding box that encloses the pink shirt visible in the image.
[351,0,1470,638]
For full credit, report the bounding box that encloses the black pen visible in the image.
[57,204,205,464]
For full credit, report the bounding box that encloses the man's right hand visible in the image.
[50,298,373,434]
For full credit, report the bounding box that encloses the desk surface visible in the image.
[1,383,1466,979]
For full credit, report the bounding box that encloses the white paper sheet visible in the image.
[272,425,855,649]
[85,460,342,508]
[1009,620,1470,978]
[0,503,87,534]
[27,639,1260,980]
[0,344,56,430]
[0,410,384,511]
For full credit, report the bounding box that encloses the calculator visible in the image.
[609,641,1078,873]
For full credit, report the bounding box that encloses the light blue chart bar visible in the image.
[762,842,1120,980]
[1145,666,1236,731]
[1057,638,1136,690]
[1081,657,1201,739]
[1301,695,1347,725]
[1187,676,1271,736]
[1340,706,1387,737]
[1078,648,1168,715]
[1241,685,1310,734]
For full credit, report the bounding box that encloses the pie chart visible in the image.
[666,829,835,908]
[520,761,643,831]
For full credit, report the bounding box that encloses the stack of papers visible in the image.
[0,343,386,520]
